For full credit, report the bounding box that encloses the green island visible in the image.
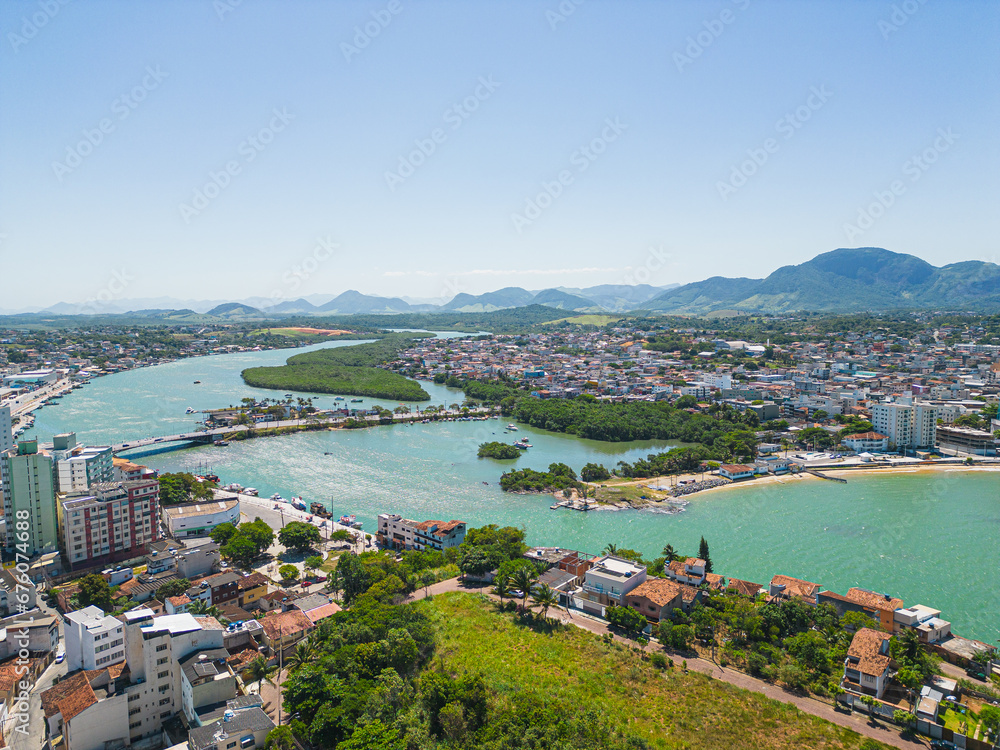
[500,462,580,492]
[241,334,431,401]
[477,441,522,460]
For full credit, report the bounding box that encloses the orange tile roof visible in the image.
[846,587,903,612]
[261,609,313,641]
[847,627,892,677]
[771,575,820,600]
[728,578,763,597]
[627,578,682,608]
[41,671,99,721]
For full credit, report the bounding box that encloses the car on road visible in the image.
[55,650,65,663]
[315,575,327,583]
[300,580,312,587]
[931,741,957,750]
[509,589,524,598]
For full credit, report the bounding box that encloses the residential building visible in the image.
[1,440,58,556]
[64,605,126,671]
[112,457,154,482]
[727,578,763,598]
[844,588,904,632]
[17,615,60,653]
[625,578,683,622]
[178,647,237,725]
[0,567,37,616]
[49,433,113,494]
[871,401,938,450]
[768,574,820,604]
[664,557,708,586]
[841,432,889,453]
[146,540,221,579]
[376,513,467,551]
[935,425,997,456]
[718,464,755,480]
[188,696,275,750]
[41,666,130,750]
[237,573,269,609]
[843,627,893,698]
[894,605,952,643]
[186,571,240,607]
[577,555,647,612]
[0,405,12,455]
[58,478,160,570]
[259,609,313,654]
[163,498,240,538]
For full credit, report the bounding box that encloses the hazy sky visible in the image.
[1,0,998,309]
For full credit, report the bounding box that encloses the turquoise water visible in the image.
[27,338,1000,643]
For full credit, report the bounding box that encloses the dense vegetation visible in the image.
[158,472,217,504]
[477,441,521,460]
[242,335,431,401]
[211,520,275,568]
[500,462,579,492]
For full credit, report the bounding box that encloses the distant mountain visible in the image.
[531,288,603,312]
[206,303,265,319]
[441,287,537,312]
[317,290,415,314]
[265,298,320,314]
[642,248,1000,314]
[562,284,676,311]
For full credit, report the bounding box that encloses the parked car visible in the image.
[315,576,327,583]
[300,580,312,587]
[55,650,65,664]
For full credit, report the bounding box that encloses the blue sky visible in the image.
[1,0,998,309]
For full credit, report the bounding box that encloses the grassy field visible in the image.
[542,314,622,326]
[589,482,669,505]
[420,593,886,750]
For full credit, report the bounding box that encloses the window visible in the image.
[156,657,168,665]
[129,722,141,730]
[227,742,237,749]
[160,711,172,719]
[157,670,169,679]
[158,685,169,694]
[159,697,171,705]
[156,643,168,652]
[129,708,141,716]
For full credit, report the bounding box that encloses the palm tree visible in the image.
[511,567,537,614]
[531,584,558,622]
[288,641,314,672]
[662,544,678,562]
[245,654,277,694]
[493,573,511,604]
[603,543,618,556]
[188,599,225,622]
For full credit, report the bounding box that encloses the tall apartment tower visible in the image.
[1,440,59,556]
[0,405,12,455]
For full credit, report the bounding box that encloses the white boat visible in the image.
[244,488,259,496]
[186,407,196,414]
[506,424,518,431]
[270,494,286,503]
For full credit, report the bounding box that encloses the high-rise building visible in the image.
[0,405,13,455]
[59,478,160,570]
[64,605,126,671]
[49,433,113,493]
[871,402,938,450]
[1,440,58,556]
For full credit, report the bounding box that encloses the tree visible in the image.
[288,640,314,672]
[606,604,646,634]
[222,534,260,569]
[531,583,558,621]
[77,574,114,611]
[458,548,492,580]
[828,682,845,707]
[156,578,191,600]
[264,727,296,750]
[336,552,371,605]
[278,521,322,553]
[603,542,619,556]
[188,599,223,620]
[510,567,537,613]
[305,555,324,577]
[420,570,435,598]
[580,462,610,482]
[662,543,679,562]
[245,655,277,694]
[241,518,276,556]
[210,522,238,546]
[330,529,353,543]
[980,705,1000,733]
[493,573,510,604]
[893,709,915,728]
[698,536,713,573]
[336,720,404,750]
[279,564,299,582]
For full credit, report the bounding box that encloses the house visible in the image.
[165,595,193,614]
[844,588,903,632]
[188,696,275,750]
[576,556,647,613]
[237,572,269,609]
[894,605,952,643]
[625,578,683,622]
[259,609,313,654]
[727,578,763,598]
[41,666,129,750]
[178,647,237,725]
[843,627,893,698]
[256,590,293,613]
[664,557,706,586]
[0,568,37,616]
[718,464,755,480]
[375,513,466,551]
[768,575,820,605]
[64,606,125,671]
[186,572,240,607]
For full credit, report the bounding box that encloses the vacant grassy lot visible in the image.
[421,593,884,750]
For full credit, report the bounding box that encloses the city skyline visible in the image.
[2,0,998,309]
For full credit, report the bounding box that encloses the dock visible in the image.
[805,469,847,483]
[550,498,597,511]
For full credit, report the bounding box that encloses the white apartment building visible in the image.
[376,513,466,551]
[64,605,125,671]
[49,433,113,494]
[871,401,938,449]
[122,609,225,743]
[580,555,647,607]
[0,405,12,455]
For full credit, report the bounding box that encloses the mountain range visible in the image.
[9,249,999,319]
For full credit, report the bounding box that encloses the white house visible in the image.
[718,464,755,480]
[841,432,889,453]
[843,628,892,698]
[64,605,125,672]
[579,556,646,609]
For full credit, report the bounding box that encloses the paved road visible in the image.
[409,579,930,750]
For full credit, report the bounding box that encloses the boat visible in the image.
[225,483,244,492]
[506,424,518,431]
[194,381,201,384]
[216,440,229,447]
[513,442,528,450]
[244,487,259,496]
[351,398,363,403]
[339,514,356,526]
[290,496,307,511]
[185,407,196,414]
[334,396,345,401]
[323,451,333,456]
[270,493,286,502]
[310,502,332,518]
[351,520,363,530]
